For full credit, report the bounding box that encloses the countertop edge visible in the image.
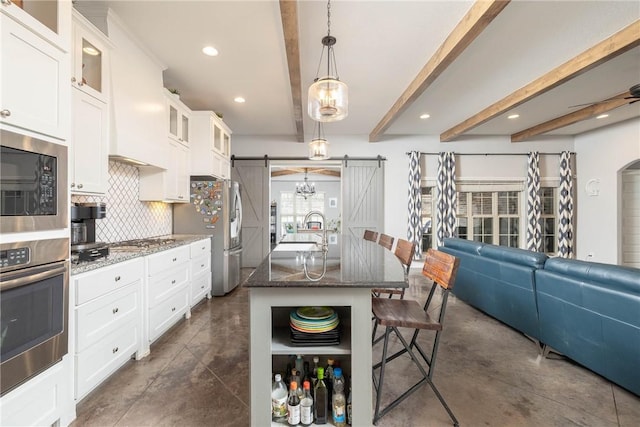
[70,234,211,275]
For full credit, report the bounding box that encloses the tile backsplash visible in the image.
[71,161,172,242]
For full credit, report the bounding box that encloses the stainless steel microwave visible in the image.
[0,130,68,233]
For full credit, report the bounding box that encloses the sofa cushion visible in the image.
[442,237,484,255]
[543,258,640,299]
[479,245,548,270]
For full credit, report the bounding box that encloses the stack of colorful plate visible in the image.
[290,306,340,346]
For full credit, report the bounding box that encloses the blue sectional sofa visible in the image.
[440,237,640,396]
[535,258,640,396]
[439,238,547,340]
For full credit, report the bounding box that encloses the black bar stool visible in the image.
[371,248,460,426]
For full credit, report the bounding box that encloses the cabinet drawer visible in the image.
[75,258,144,305]
[149,285,189,342]
[146,245,190,276]
[147,267,189,308]
[75,283,140,352]
[190,238,211,257]
[191,253,210,277]
[76,320,139,399]
[191,271,211,306]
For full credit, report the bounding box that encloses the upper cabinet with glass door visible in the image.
[212,114,231,158]
[165,89,190,146]
[72,9,110,103]
[0,0,71,51]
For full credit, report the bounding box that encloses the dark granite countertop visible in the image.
[70,234,211,275]
[245,235,407,288]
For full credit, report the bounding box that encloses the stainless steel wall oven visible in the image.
[0,129,68,233]
[0,238,69,396]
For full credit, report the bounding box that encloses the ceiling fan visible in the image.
[568,83,640,108]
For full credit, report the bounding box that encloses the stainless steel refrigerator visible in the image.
[173,177,243,296]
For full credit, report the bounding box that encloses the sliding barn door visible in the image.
[231,159,270,268]
[342,160,384,237]
[342,160,385,279]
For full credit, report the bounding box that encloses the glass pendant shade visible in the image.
[309,138,329,160]
[308,77,348,122]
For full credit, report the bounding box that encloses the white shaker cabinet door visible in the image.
[71,88,108,194]
[0,14,69,140]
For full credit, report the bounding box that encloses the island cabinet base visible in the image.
[249,287,373,427]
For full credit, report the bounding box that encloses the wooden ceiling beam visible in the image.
[368,0,511,142]
[441,20,640,142]
[271,168,341,177]
[279,0,304,142]
[511,92,632,142]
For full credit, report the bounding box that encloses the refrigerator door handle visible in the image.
[227,247,243,256]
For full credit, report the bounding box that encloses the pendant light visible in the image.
[308,121,330,160]
[295,168,316,199]
[308,0,348,122]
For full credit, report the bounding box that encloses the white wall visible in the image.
[574,117,640,264]
[233,134,574,241]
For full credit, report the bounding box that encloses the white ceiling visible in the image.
[77,0,640,142]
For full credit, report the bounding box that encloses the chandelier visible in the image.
[308,0,348,122]
[309,121,329,160]
[295,169,316,199]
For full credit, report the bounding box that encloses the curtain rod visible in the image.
[231,154,387,167]
[406,151,575,156]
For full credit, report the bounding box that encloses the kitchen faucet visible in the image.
[303,210,328,251]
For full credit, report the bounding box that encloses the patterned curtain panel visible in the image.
[436,152,457,248]
[526,152,542,252]
[407,151,422,259]
[558,151,574,258]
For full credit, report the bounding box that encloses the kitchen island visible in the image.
[245,235,407,426]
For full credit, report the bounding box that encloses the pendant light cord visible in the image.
[314,0,339,81]
[327,0,331,37]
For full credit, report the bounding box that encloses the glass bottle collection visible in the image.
[272,355,353,426]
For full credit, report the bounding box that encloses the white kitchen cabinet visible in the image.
[0,0,72,51]
[139,139,190,202]
[0,358,74,427]
[71,9,110,103]
[145,245,191,344]
[190,111,232,179]
[72,257,144,400]
[166,90,190,145]
[0,12,70,141]
[189,238,212,306]
[70,87,108,194]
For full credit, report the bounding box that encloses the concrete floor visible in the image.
[73,268,640,426]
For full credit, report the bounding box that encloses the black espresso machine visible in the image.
[70,202,109,262]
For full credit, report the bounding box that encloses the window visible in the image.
[423,178,558,253]
[421,187,434,251]
[540,187,556,254]
[457,191,520,246]
[280,191,325,233]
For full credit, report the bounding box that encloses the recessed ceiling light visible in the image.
[419,113,430,119]
[234,97,246,103]
[507,114,520,119]
[596,114,609,119]
[202,46,219,56]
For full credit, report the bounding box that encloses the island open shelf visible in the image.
[249,287,373,426]
[245,235,407,427]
